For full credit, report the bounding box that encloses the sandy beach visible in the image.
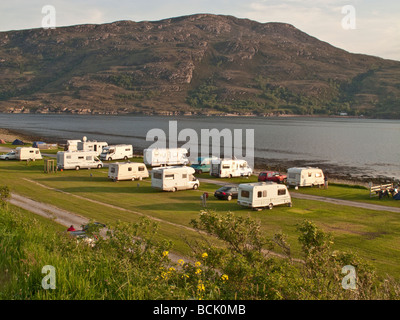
[0,128,34,144]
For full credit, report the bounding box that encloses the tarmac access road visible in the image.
[198,178,400,214]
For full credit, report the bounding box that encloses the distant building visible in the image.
[339,112,348,116]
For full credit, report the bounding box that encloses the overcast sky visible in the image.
[1,0,399,61]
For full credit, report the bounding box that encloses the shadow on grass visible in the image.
[37,176,109,182]
[58,185,158,194]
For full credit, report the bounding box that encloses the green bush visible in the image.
[1,202,399,300]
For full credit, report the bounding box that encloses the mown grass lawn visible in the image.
[291,183,400,208]
[1,157,400,278]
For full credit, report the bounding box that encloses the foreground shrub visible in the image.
[0,205,399,300]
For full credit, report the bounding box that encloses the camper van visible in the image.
[191,156,219,173]
[286,167,325,188]
[143,148,189,167]
[237,182,292,210]
[151,166,199,192]
[77,136,108,156]
[57,150,103,170]
[108,162,149,181]
[210,158,253,178]
[66,140,82,151]
[15,147,42,161]
[100,145,133,161]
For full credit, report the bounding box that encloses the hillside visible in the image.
[0,14,399,118]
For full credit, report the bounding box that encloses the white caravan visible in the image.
[286,167,325,187]
[108,162,149,181]
[57,150,103,170]
[210,158,253,178]
[15,147,42,161]
[66,140,82,151]
[100,144,133,161]
[77,136,108,156]
[143,148,189,167]
[237,182,292,210]
[151,166,199,192]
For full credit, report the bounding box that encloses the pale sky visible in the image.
[0,0,399,61]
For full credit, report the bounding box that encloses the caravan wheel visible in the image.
[193,184,198,190]
[172,187,177,192]
[124,156,128,160]
[268,203,273,210]
[75,166,80,171]
[97,164,102,169]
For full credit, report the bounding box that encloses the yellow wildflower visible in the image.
[202,252,208,259]
[162,251,169,257]
[197,282,205,292]
[221,274,229,281]
[195,268,202,275]
[178,259,184,265]
[195,261,201,267]
[168,267,175,272]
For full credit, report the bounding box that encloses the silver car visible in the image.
[0,151,17,160]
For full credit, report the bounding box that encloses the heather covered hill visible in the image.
[0,14,399,117]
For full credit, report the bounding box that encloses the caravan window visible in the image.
[263,190,267,197]
[125,149,130,152]
[153,172,162,179]
[278,189,286,196]
[78,156,84,160]
[29,150,34,153]
[86,156,92,160]
[36,151,39,154]
[222,164,230,169]
[257,191,262,198]
[138,166,145,172]
[128,167,132,172]
[241,190,250,198]
[182,174,187,179]
[165,174,174,180]
[110,168,115,173]
[288,173,296,179]
[315,172,322,178]
[66,156,71,159]
[308,172,312,177]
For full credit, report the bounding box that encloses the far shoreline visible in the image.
[1,110,394,120]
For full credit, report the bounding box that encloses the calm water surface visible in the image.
[0,114,399,179]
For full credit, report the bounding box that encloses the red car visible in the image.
[258,171,287,184]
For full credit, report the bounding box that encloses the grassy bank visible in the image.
[0,157,400,281]
[1,203,400,300]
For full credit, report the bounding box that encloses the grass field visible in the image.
[1,156,400,279]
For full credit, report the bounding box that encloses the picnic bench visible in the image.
[369,183,395,198]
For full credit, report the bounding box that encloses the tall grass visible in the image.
[1,205,399,300]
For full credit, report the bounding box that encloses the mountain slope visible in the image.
[0,14,399,117]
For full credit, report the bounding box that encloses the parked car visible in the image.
[214,185,239,201]
[68,222,107,244]
[0,151,17,160]
[258,171,287,184]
